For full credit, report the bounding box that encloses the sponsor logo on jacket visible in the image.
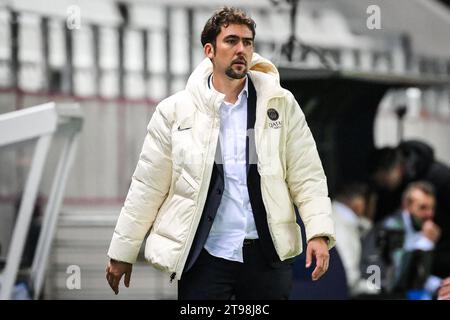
[267,108,282,129]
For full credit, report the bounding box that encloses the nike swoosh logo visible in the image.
[177,125,192,131]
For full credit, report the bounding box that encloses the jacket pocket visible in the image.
[181,168,199,189]
[145,231,183,273]
[153,168,197,242]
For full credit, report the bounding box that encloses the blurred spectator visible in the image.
[332,183,380,297]
[368,181,443,298]
[369,140,450,279]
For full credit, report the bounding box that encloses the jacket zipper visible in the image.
[168,94,284,282]
[169,107,220,282]
[254,96,285,257]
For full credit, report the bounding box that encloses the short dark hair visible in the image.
[201,6,256,47]
[334,182,368,202]
[368,147,404,174]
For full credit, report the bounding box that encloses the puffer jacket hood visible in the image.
[185,53,283,114]
[399,140,435,181]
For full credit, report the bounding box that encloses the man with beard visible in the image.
[370,181,443,296]
[369,140,450,279]
[106,6,335,299]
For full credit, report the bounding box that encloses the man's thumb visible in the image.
[124,271,131,287]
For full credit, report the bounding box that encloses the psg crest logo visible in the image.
[267,108,279,121]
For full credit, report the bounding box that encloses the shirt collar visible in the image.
[209,74,248,106]
[401,210,415,235]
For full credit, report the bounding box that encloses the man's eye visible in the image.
[244,40,253,46]
[226,39,236,44]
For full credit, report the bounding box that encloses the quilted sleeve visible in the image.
[284,92,335,249]
[107,100,173,263]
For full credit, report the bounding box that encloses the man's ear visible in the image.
[204,43,214,59]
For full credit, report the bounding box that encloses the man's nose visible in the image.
[235,40,245,53]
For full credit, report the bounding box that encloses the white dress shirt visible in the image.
[401,210,435,251]
[204,75,258,263]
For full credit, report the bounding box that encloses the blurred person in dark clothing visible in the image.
[369,140,450,279]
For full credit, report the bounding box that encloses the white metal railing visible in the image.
[0,102,83,300]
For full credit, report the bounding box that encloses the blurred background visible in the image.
[0,0,449,300]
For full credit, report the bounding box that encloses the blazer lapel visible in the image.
[211,75,256,179]
[214,140,224,179]
[247,77,257,175]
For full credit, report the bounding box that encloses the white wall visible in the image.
[374,87,450,167]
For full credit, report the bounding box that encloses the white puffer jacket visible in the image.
[107,53,335,280]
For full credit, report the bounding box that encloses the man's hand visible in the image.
[422,220,441,244]
[106,259,133,295]
[306,236,330,281]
